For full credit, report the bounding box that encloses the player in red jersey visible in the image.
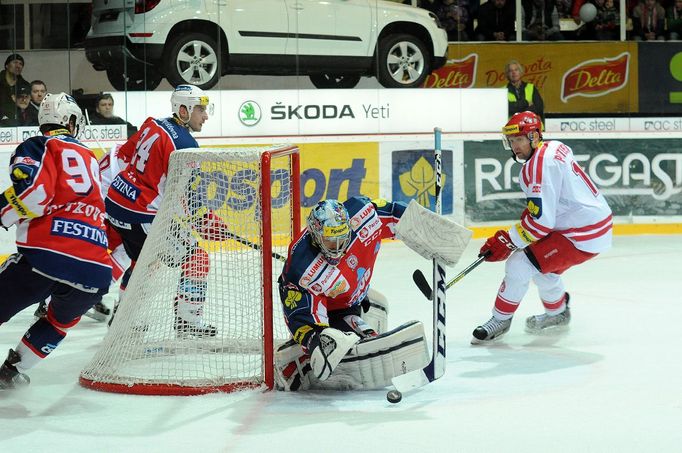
[0,92,112,388]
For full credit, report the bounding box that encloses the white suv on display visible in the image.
[85,0,448,90]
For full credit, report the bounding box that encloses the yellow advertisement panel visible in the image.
[425,42,639,114]
[298,142,379,222]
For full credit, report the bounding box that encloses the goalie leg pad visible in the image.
[310,320,429,390]
[363,288,389,334]
[274,339,312,391]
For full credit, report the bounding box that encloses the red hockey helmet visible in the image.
[502,111,542,150]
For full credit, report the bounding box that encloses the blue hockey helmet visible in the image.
[307,200,351,263]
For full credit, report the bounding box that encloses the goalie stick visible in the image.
[412,253,489,300]
[390,127,447,394]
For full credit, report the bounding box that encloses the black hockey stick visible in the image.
[412,253,488,300]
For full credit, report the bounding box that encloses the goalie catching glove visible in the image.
[395,199,472,266]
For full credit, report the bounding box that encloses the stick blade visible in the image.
[391,369,431,393]
[412,269,433,300]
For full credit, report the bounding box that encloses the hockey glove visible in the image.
[480,230,516,262]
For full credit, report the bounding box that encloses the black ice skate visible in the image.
[471,316,512,344]
[85,301,111,322]
[34,300,48,320]
[0,349,30,390]
[175,318,218,339]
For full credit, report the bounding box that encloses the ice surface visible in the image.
[1,235,680,452]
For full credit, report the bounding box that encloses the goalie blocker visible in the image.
[275,320,429,391]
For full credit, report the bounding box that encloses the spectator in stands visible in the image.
[475,0,516,41]
[28,80,47,124]
[89,93,138,138]
[0,84,35,126]
[436,0,473,41]
[521,0,564,41]
[593,0,620,40]
[0,54,30,120]
[632,0,666,40]
[667,0,682,39]
[505,59,545,124]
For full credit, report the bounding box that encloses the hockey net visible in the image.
[80,145,300,395]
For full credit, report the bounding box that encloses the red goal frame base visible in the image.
[79,376,263,396]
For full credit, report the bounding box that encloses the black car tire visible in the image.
[165,33,222,89]
[377,34,431,88]
[309,74,361,89]
[106,67,163,91]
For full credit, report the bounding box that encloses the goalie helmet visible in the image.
[38,92,84,137]
[171,84,211,118]
[502,111,542,151]
[307,200,351,264]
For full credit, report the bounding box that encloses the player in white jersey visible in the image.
[471,111,613,344]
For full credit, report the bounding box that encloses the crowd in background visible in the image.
[409,0,682,42]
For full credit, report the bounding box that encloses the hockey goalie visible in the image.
[275,196,469,391]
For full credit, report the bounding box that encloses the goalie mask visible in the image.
[307,200,351,264]
[502,111,542,162]
[38,92,84,137]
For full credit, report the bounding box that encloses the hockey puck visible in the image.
[386,389,402,404]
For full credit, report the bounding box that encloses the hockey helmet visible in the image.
[502,111,542,151]
[38,92,84,137]
[171,84,211,118]
[307,200,352,264]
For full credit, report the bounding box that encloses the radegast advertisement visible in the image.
[464,140,682,222]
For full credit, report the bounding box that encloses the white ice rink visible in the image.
[1,235,681,452]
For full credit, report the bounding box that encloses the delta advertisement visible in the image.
[426,42,641,114]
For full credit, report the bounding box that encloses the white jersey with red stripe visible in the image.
[508,140,612,254]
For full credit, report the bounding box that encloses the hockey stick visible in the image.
[390,127,446,395]
[412,253,488,300]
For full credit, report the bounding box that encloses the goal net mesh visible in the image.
[80,145,299,395]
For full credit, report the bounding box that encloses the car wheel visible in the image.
[106,67,162,91]
[309,74,361,89]
[165,33,221,90]
[377,34,431,88]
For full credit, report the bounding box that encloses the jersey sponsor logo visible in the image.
[349,204,375,229]
[300,256,326,287]
[357,216,382,243]
[4,187,38,218]
[51,217,108,248]
[284,290,303,310]
[514,223,535,244]
[350,267,371,303]
[327,278,349,298]
[527,197,542,218]
[530,184,541,194]
[11,164,34,182]
[346,254,358,270]
[14,156,38,166]
[41,342,59,355]
[111,174,140,201]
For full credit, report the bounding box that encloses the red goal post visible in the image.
[80,145,300,395]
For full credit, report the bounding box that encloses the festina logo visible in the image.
[271,103,355,120]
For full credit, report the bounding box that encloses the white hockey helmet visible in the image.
[38,92,84,136]
[307,200,351,264]
[171,84,211,118]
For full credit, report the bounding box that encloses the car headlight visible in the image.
[428,12,444,30]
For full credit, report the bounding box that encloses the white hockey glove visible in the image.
[395,199,472,267]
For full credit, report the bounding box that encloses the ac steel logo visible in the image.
[560,120,616,132]
[643,120,682,131]
[239,100,262,126]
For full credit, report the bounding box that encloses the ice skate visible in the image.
[526,294,571,333]
[175,318,217,339]
[34,300,48,320]
[471,316,512,344]
[0,349,30,390]
[85,301,111,322]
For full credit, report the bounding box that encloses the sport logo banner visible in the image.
[561,52,629,102]
[422,53,477,89]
